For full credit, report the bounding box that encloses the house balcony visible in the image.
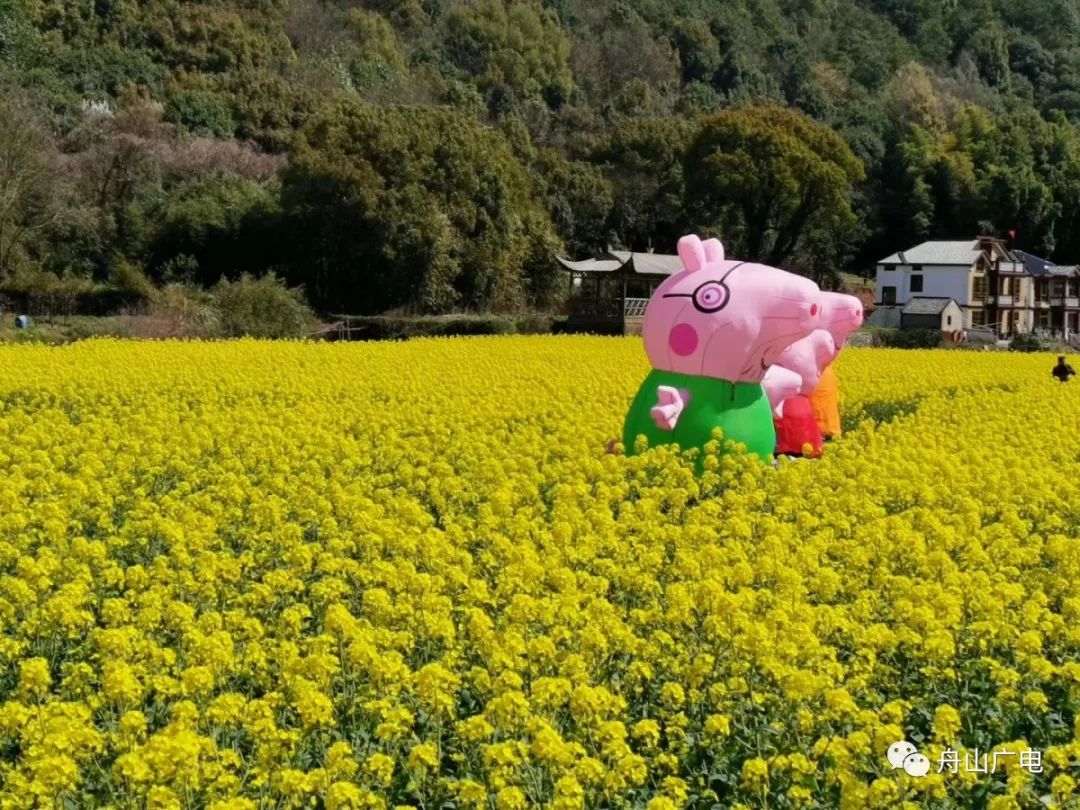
[1049,297,1080,308]
[990,294,1015,306]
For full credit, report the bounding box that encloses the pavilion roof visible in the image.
[556,251,682,277]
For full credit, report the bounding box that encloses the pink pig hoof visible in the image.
[650,386,690,431]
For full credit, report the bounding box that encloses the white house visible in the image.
[873,236,1032,335]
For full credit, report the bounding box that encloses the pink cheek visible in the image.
[668,323,699,356]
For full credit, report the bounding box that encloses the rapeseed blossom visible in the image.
[0,337,1077,808]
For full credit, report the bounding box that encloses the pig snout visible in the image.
[822,292,864,333]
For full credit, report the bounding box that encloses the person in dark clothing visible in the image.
[1052,356,1076,382]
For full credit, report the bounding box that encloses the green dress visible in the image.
[622,369,776,463]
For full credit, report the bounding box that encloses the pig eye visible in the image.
[692,280,729,313]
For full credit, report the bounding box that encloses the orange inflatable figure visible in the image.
[810,293,864,439]
[809,364,841,439]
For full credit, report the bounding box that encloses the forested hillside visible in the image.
[5,0,1080,314]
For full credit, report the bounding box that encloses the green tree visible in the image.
[684,106,865,280]
[445,0,574,110]
[0,96,56,275]
[146,174,282,284]
[281,98,560,314]
[534,149,613,258]
[589,116,696,252]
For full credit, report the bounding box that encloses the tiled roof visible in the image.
[901,297,956,315]
[558,252,683,276]
[609,251,684,276]
[556,257,625,273]
[1013,250,1077,277]
[878,241,985,266]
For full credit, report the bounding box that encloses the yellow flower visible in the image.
[0,339,1075,808]
[1023,690,1050,713]
[146,786,182,810]
[1053,775,1077,800]
[325,782,365,810]
[932,704,962,743]
[406,742,439,774]
[101,660,143,705]
[741,757,769,791]
[17,658,51,699]
[703,713,731,739]
[494,787,526,810]
[364,753,395,787]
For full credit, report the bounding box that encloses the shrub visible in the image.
[164,89,235,138]
[149,283,222,338]
[108,260,156,307]
[332,314,558,340]
[211,273,314,338]
[872,328,943,349]
[0,268,100,316]
[1009,332,1044,352]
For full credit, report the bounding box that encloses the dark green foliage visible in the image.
[211,273,314,338]
[872,328,944,348]
[685,106,865,284]
[330,313,559,340]
[1009,331,1045,352]
[164,90,235,137]
[589,116,696,252]
[281,98,560,314]
[534,150,614,258]
[146,175,283,285]
[9,0,1080,320]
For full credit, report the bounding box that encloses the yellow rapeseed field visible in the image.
[0,336,1078,810]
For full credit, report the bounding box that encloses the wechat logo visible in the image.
[888,740,931,777]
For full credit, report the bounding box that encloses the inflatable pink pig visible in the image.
[820,292,865,356]
[641,236,823,383]
[764,293,863,414]
[776,330,837,397]
[622,234,822,465]
[808,292,864,439]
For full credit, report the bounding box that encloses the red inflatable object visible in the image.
[774,395,824,457]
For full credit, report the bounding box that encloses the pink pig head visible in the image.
[820,292,864,358]
[642,235,823,383]
[775,330,837,395]
[762,365,803,415]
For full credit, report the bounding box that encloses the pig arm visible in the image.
[762,365,803,417]
[651,386,692,431]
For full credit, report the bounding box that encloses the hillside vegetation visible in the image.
[5,0,1080,314]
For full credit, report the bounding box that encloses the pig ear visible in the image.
[677,235,708,273]
[702,238,725,263]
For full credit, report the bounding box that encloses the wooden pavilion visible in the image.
[557,250,682,335]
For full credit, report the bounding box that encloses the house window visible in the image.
[910,274,924,293]
[882,286,896,305]
[971,309,986,327]
[946,315,952,326]
[972,275,987,302]
[912,264,923,273]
